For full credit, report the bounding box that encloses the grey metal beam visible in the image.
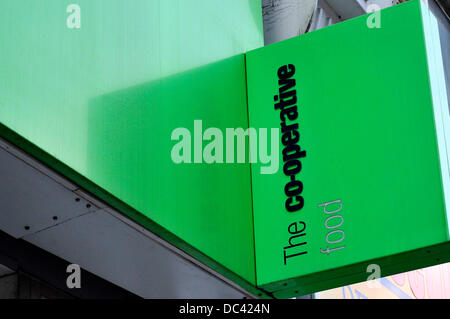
[0,137,258,299]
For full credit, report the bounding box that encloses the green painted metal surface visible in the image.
[246,0,450,296]
[0,0,263,289]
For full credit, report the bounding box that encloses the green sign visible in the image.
[0,0,448,298]
[247,0,450,297]
[0,0,264,295]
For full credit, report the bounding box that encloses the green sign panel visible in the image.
[0,0,264,295]
[247,0,450,297]
[0,0,448,298]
